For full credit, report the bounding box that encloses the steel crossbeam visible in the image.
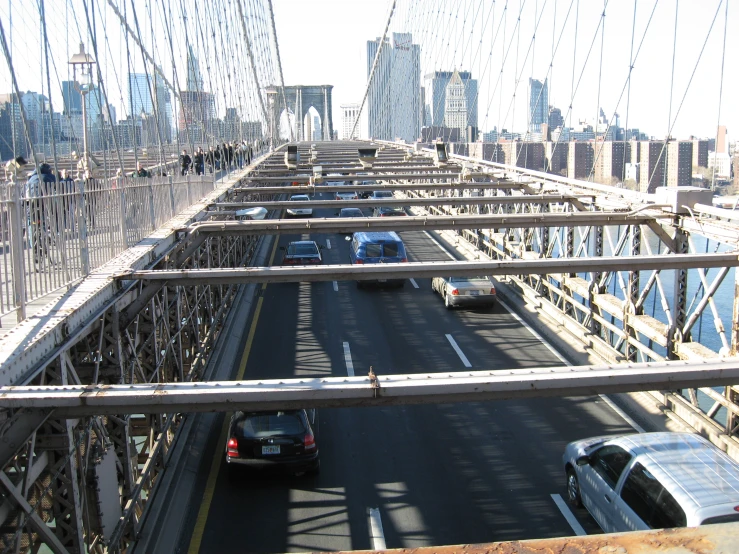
[186,212,661,236]
[118,253,739,286]
[1,359,737,416]
[231,181,528,194]
[212,194,591,210]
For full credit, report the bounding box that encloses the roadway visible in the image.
[186,191,637,553]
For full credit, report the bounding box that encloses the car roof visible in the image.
[340,208,363,214]
[290,194,309,199]
[287,240,318,246]
[614,433,739,510]
[353,231,402,242]
[372,190,393,195]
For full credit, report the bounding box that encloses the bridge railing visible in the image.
[0,174,220,325]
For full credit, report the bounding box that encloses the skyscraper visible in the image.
[424,71,478,130]
[367,32,421,142]
[128,73,154,116]
[443,70,467,137]
[341,103,361,139]
[62,81,82,115]
[529,78,548,132]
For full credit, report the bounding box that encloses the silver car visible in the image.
[286,194,312,217]
[563,432,739,532]
[431,276,496,309]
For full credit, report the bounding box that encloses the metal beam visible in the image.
[117,253,739,286]
[1,359,738,416]
[186,212,661,236]
[0,409,52,469]
[213,194,591,211]
[231,181,526,193]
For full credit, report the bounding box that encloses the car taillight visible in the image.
[355,259,363,264]
[451,288,459,295]
[304,434,316,451]
[227,438,239,457]
[311,258,321,264]
[283,259,295,265]
[490,287,496,294]
[401,258,407,263]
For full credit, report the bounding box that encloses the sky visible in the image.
[272,0,738,141]
[0,0,736,145]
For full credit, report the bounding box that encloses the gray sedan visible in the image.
[431,276,497,309]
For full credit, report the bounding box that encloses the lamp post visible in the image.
[69,42,96,179]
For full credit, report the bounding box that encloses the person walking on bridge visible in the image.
[179,149,192,176]
[194,147,205,175]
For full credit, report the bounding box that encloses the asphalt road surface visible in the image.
[187,191,636,553]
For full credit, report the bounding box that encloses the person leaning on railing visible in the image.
[24,163,57,265]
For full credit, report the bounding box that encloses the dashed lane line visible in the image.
[551,494,587,536]
[410,278,419,289]
[445,334,472,368]
[343,342,355,376]
[333,281,338,292]
[368,508,387,550]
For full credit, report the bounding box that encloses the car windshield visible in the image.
[287,243,319,256]
[340,209,363,217]
[235,411,305,438]
[290,195,309,201]
[449,276,490,282]
[374,191,393,198]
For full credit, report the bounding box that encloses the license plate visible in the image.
[469,290,480,296]
[262,445,280,455]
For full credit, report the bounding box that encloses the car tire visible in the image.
[566,468,582,507]
[444,294,453,309]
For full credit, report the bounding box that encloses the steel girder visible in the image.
[1,359,739,416]
[119,253,739,286]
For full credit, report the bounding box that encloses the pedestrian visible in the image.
[194,147,205,175]
[135,162,151,178]
[179,149,191,176]
[227,142,234,169]
[24,163,57,265]
[57,169,76,231]
[206,146,215,173]
[214,146,222,170]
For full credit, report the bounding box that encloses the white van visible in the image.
[563,432,739,532]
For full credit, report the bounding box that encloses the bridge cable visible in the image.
[351,0,396,140]
[711,0,728,191]
[266,0,293,142]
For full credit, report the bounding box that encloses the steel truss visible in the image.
[3,140,739,552]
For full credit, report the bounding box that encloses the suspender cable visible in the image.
[352,0,397,140]
[711,0,728,192]
[267,0,293,142]
[236,0,271,146]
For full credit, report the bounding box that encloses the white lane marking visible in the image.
[424,231,456,260]
[333,281,338,292]
[445,334,472,368]
[551,494,587,536]
[497,299,645,433]
[326,239,331,249]
[409,278,419,289]
[598,394,645,433]
[343,342,355,376]
[368,508,386,550]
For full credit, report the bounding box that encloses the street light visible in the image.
[69,42,96,179]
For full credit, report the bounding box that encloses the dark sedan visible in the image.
[280,240,323,265]
[226,409,319,475]
[373,206,408,217]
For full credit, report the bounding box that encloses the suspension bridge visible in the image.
[0,1,737,552]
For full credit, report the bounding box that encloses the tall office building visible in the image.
[424,70,478,131]
[62,81,82,115]
[548,106,564,130]
[128,73,154,115]
[529,78,548,132]
[443,70,467,137]
[341,103,361,139]
[716,125,728,154]
[366,32,421,142]
[128,73,172,143]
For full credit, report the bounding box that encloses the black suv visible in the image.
[226,409,319,475]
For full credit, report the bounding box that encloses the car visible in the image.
[335,190,359,201]
[280,240,323,265]
[373,206,407,217]
[225,409,319,475]
[348,231,407,288]
[337,207,365,218]
[370,190,394,202]
[286,194,312,217]
[235,207,268,220]
[356,180,377,198]
[431,276,496,309]
[563,432,739,533]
